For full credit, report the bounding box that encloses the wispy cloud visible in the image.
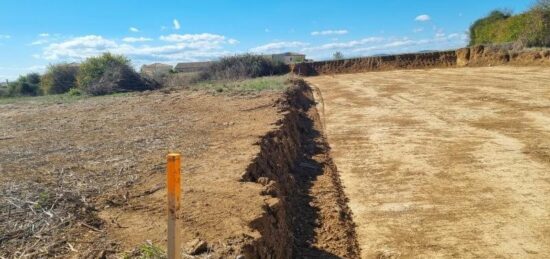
[302,37,384,52]
[160,33,225,42]
[0,34,11,40]
[122,37,152,43]
[311,30,349,36]
[415,14,431,22]
[250,41,309,53]
[30,39,49,45]
[129,27,140,33]
[350,33,467,55]
[413,28,424,33]
[173,19,181,30]
[38,33,50,37]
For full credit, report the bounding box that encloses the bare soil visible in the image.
[0,89,282,257]
[0,83,360,258]
[307,66,550,258]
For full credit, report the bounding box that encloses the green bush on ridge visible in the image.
[7,73,42,97]
[77,53,157,95]
[469,8,550,47]
[41,63,79,94]
[195,54,289,82]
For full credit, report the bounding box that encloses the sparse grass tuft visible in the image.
[0,91,132,105]
[124,242,166,259]
[190,75,290,94]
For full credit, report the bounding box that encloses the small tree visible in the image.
[333,51,344,60]
[77,53,155,95]
[8,73,42,96]
[41,63,79,94]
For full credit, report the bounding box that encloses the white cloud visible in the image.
[160,33,226,42]
[350,33,467,55]
[173,19,181,30]
[122,37,153,43]
[42,35,118,60]
[413,28,424,33]
[250,41,310,53]
[38,34,238,64]
[227,38,239,45]
[38,33,50,37]
[415,14,431,22]
[311,30,349,36]
[129,27,140,33]
[0,34,11,40]
[30,39,49,45]
[302,37,384,52]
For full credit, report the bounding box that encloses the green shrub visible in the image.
[8,73,42,96]
[67,87,82,96]
[0,85,8,97]
[77,53,157,95]
[195,54,289,82]
[41,63,79,94]
[469,9,550,47]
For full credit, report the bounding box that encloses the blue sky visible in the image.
[0,0,534,81]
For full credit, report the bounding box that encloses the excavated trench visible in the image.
[240,80,360,258]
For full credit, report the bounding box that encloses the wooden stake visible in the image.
[166,153,181,259]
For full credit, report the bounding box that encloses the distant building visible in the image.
[267,52,306,64]
[174,61,212,73]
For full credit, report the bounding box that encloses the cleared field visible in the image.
[307,67,550,258]
[0,89,282,257]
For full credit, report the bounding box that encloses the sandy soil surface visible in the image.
[0,89,282,257]
[307,66,550,258]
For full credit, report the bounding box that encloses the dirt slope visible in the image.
[307,66,550,258]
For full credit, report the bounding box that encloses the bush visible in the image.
[0,85,8,97]
[67,88,82,96]
[469,9,550,47]
[41,63,79,94]
[8,73,42,96]
[77,53,157,95]
[195,54,289,81]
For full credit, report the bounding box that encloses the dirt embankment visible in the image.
[293,45,550,76]
[292,51,457,76]
[241,81,360,258]
[457,45,550,67]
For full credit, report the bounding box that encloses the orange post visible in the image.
[166,153,181,259]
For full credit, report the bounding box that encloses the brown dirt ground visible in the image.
[307,66,550,258]
[0,89,283,257]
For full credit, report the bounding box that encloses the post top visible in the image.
[167,153,181,158]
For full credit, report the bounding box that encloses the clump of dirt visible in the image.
[241,79,360,258]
